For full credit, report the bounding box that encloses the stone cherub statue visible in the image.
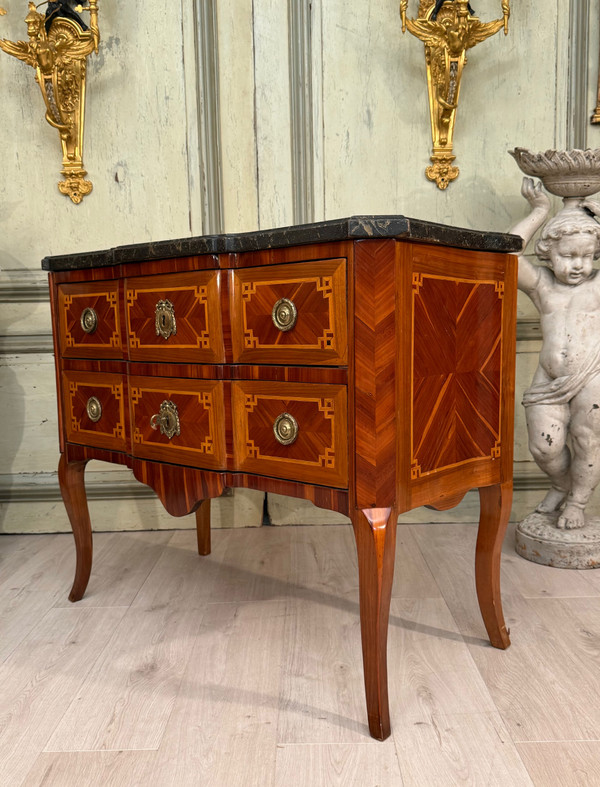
[510,175,600,530]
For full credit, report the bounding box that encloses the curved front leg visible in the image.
[476,482,511,649]
[58,453,92,602]
[351,506,397,741]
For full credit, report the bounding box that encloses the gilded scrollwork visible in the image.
[0,1,100,203]
[400,0,510,189]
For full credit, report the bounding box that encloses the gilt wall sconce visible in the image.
[0,1,100,203]
[400,0,510,189]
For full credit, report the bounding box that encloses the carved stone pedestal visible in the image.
[516,511,600,569]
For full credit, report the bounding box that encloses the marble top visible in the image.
[41,215,523,272]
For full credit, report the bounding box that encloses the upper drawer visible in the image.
[230,260,347,365]
[58,281,123,359]
[126,271,224,363]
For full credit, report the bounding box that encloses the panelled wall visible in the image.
[1,1,599,532]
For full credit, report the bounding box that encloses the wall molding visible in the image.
[0,273,49,303]
[182,0,223,235]
[567,0,590,149]
[288,0,315,225]
[0,334,54,355]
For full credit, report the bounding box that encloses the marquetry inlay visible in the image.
[411,273,504,477]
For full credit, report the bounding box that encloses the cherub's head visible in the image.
[535,210,600,285]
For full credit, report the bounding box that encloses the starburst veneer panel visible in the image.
[412,275,503,478]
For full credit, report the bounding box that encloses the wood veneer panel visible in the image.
[353,240,397,510]
[58,281,124,359]
[62,370,128,452]
[231,260,347,365]
[232,380,348,488]
[129,376,226,470]
[132,459,225,517]
[126,270,224,363]
[405,245,517,510]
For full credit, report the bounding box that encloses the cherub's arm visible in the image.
[509,177,550,294]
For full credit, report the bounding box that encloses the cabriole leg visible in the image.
[195,498,211,556]
[476,482,512,649]
[351,506,397,740]
[58,453,92,602]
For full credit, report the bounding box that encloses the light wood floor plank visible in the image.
[465,591,600,744]
[130,528,231,611]
[394,711,534,786]
[275,742,404,786]
[517,741,600,786]
[0,606,127,786]
[147,600,287,786]
[0,533,75,596]
[53,530,173,609]
[22,750,159,787]
[0,535,83,664]
[389,598,498,720]
[208,525,304,604]
[278,597,367,743]
[388,598,532,784]
[44,603,206,752]
[393,524,443,600]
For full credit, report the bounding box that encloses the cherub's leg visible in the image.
[526,401,571,513]
[559,381,600,529]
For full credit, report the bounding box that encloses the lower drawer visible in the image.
[129,376,226,470]
[63,370,128,452]
[232,380,348,487]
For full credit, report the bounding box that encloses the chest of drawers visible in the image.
[43,215,521,740]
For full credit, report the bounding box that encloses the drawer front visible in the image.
[231,260,347,365]
[130,376,226,470]
[232,380,348,487]
[63,370,128,451]
[126,271,224,363]
[58,281,123,359]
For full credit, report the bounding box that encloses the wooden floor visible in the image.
[2,521,600,786]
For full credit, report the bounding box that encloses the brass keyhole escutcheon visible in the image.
[272,298,297,332]
[155,299,177,340]
[273,412,299,446]
[86,396,102,422]
[150,400,181,440]
[80,307,98,334]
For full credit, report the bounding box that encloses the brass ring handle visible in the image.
[273,412,299,446]
[80,307,98,334]
[86,396,102,422]
[155,299,177,340]
[272,298,297,332]
[150,399,181,440]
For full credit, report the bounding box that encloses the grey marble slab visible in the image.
[42,215,523,271]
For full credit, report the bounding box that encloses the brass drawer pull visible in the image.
[150,399,181,440]
[273,412,298,445]
[86,396,102,422]
[272,298,297,332]
[80,307,98,334]
[155,299,177,340]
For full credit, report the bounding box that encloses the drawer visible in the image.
[62,370,128,451]
[231,260,347,365]
[129,376,226,470]
[126,271,224,363]
[232,380,348,487]
[58,281,123,359]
